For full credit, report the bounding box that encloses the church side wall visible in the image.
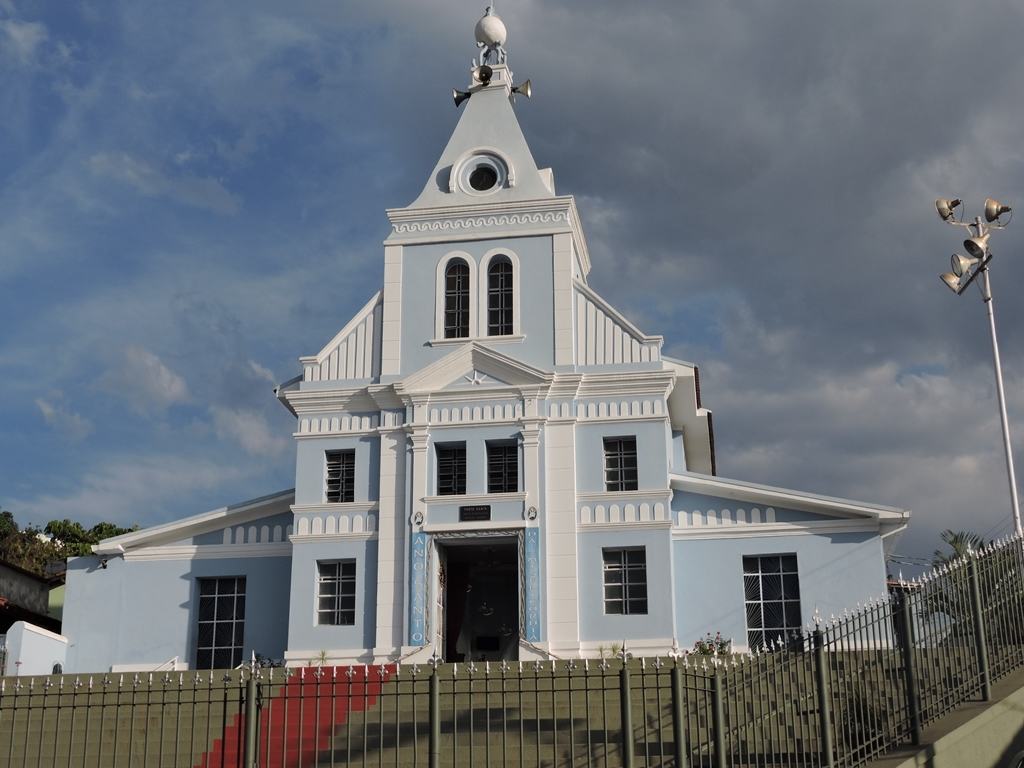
[672,531,888,651]
[63,554,292,673]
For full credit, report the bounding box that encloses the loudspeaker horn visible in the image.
[939,272,961,293]
[984,197,1012,223]
[963,233,990,259]
[454,89,472,108]
[950,253,978,277]
[512,79,532,99]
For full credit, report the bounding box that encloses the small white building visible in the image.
[62,9,908,673]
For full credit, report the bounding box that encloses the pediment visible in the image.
[396,342,551,395]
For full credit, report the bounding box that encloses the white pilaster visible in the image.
[374,427,408,652]
[381,245,403,376]
[552,233,575,366]
[544,421,579,650]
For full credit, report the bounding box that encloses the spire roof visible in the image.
[406,9,553,209]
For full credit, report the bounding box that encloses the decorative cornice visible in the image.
[576,489,673,503]
[392,211,567,235]
[422,492,526,505]
[123,543,292,561]
[671,520,879,540]
[385,196,591,276]
[290,533,377,543]
[291,503,379,515]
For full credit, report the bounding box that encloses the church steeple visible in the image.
[406,7,554,209]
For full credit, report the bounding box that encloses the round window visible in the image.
[456,153,508,196]
[469,165,498,191]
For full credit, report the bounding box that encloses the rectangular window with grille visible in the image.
[743,554,802,650]
[603,437,638,492]
[487,441,518,493]
[195,577,246,670]
[325,450,355,503]
[317,560,357,626]
[602,548,647,615]
[436,443,467,496]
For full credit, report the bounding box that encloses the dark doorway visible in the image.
[440,539,519,662]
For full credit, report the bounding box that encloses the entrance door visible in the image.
[438,539,519,662]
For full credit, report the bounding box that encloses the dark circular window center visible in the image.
[469,165,498,191]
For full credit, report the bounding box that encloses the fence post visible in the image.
[898,594,923,744]
[968,557,992,702]
[670,664,689,768]
[242,670,258,768]
[813,627,835,768]
[619,660,634,768]
[429,664,440,768]
[710,664,727,768]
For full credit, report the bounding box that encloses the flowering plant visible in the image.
[692,632,731,656]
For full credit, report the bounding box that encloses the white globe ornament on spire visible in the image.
[475,6,507,65]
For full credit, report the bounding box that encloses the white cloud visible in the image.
[8,454,249,526]
[34,394,93,441]
[88,152,241,215]
[0,17,48,66]
[212,406,289,456]
[102,345,189,413]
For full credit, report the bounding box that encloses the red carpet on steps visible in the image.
[194,664,395,768]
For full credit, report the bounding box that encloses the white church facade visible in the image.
[62,10,909,673]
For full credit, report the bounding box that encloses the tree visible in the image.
[0,509,136,575]
[932,529,986,568]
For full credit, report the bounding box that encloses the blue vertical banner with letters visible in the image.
[409,532,429,645]
[524,528,541,641]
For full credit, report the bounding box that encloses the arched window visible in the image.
[487,256,513,336]
[444,259,470,338]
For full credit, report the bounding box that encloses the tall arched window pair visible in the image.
[443,256,513,339]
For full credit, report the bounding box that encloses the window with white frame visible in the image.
[603,436,638,492]
[743,554,802,650]
[487,256,514,336]
[443,259,471,338]
[195,577,246,669]
[602,548,647,614]
[436,443,467,496]
[325,450,355,503]
[317,560,356,626]
[486,440,518,493]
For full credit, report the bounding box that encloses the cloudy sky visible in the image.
[2,0,1023,569]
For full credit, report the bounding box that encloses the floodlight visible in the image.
[935,198,961,221]
[984,198,1012,223]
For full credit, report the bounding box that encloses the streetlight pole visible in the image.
[935,198,1022,537]
[979,266,1022,536]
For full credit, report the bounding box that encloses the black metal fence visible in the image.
[2,535,1024,767]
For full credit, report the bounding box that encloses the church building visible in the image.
[61,9,909,673]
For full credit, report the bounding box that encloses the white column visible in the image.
[374,425,408,654]
[544,421,580,652]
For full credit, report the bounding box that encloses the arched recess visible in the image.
[478,248,522,337]
[435,251,477,340]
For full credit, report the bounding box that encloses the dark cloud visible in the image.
[2,0,1023,556]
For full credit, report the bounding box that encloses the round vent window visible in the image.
[456,153,508,196]
[469,165,498,191]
